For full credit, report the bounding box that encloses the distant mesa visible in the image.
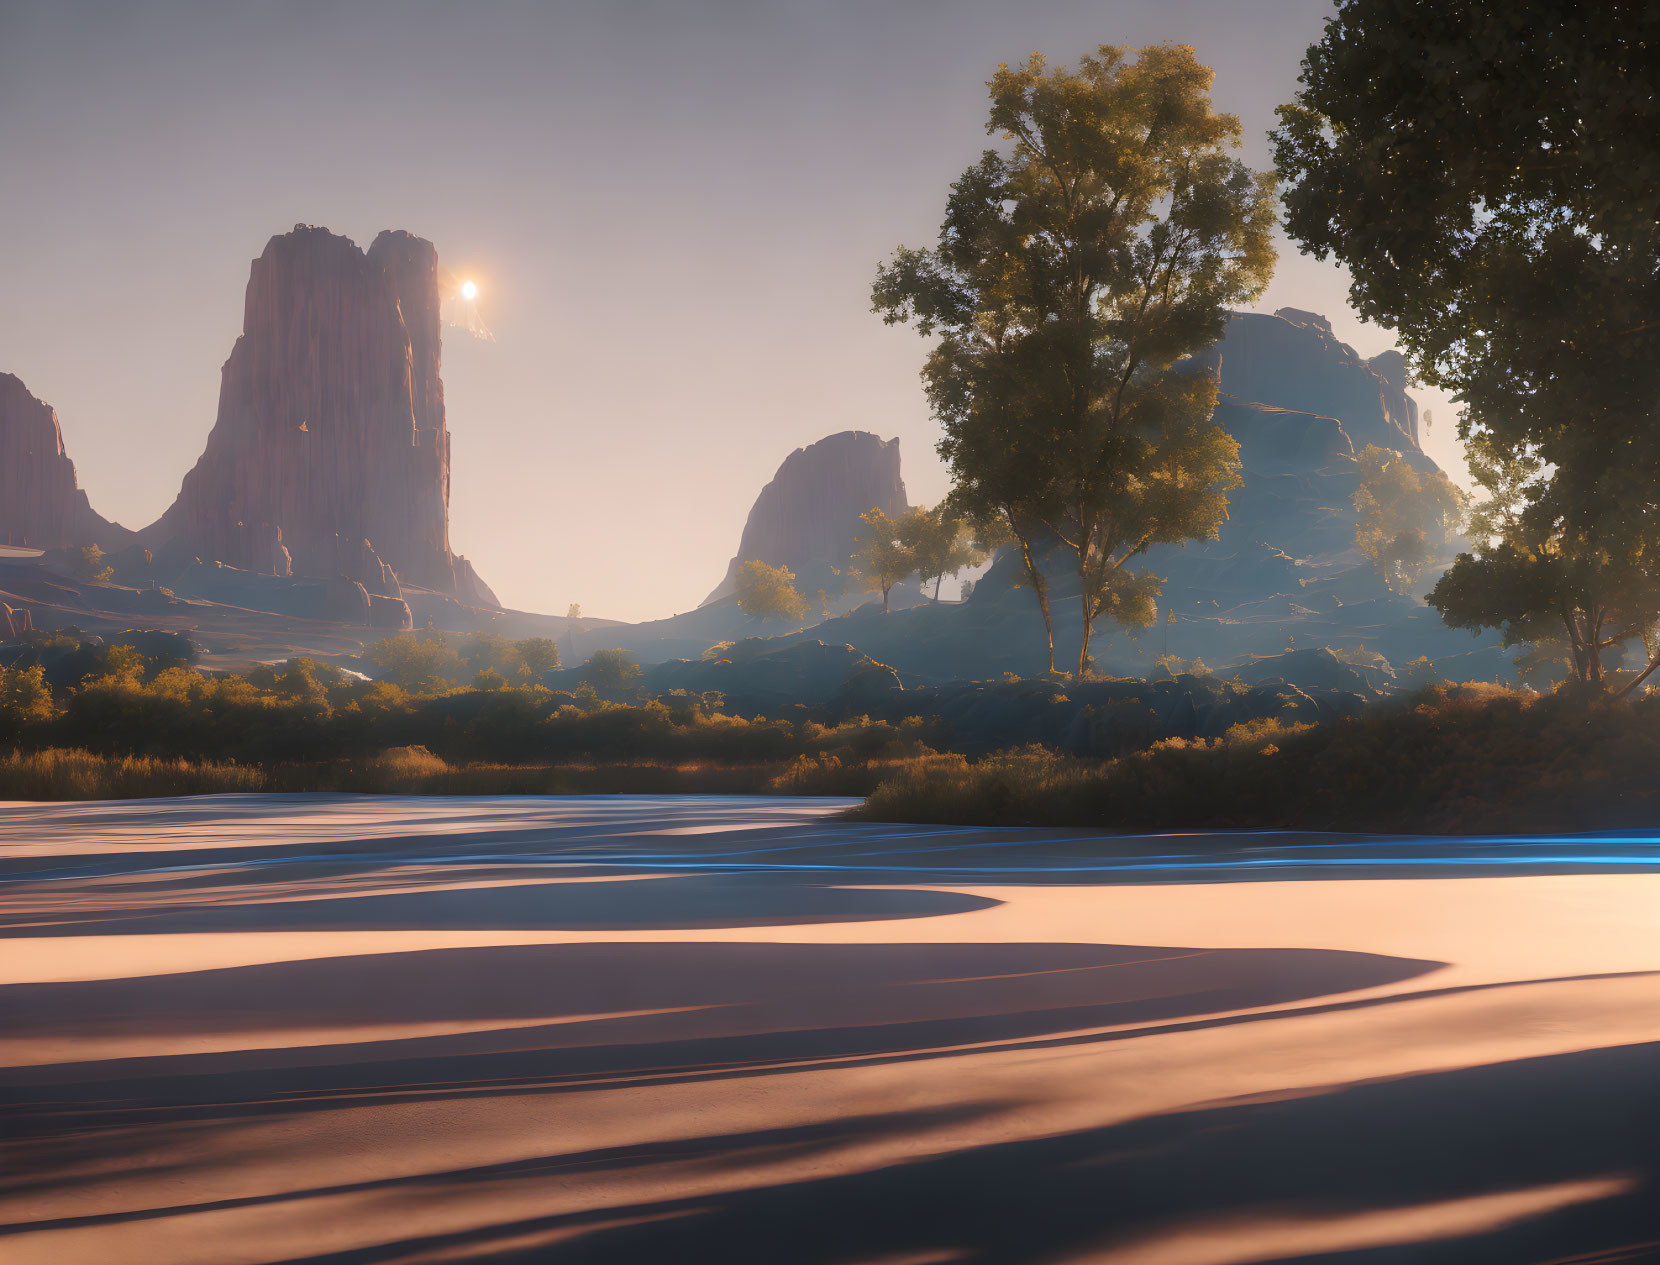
[705,430,909,608]
[141,224,497,607]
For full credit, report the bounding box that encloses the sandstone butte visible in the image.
[142,224,496,606]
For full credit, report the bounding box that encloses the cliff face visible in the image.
[1209,309,1421,452]
[0,373,132,551]
[706,430,909,605]
[146,225,496,606]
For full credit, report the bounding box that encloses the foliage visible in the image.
[363,626,463,690]
[517,637,562,676]
[875,44,1275,672]
[0,663,54,740]
[1351,445,1465,593]
[0,643,954,799]
[1428,431,1660,689]
[74,545,114,582]
[583,648,644,695]
[364,629,563,689]
[847,507,916,613]
[861,683,1660,834]
[897,505,986,601]
[733,559,810,624]
[1274,1,1660,688]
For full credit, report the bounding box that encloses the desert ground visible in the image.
[2,795,1658,1264]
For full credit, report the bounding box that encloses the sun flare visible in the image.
[460,279,478,301]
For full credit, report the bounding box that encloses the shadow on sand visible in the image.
[246,1041,1660,1265]
[1,939,1439,1110]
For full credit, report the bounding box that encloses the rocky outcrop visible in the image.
[144,225,497,607]
[0,374,132,552]
[705,430,909,606]
[1207,309,1421,452]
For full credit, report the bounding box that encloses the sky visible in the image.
[0,0,1467,622]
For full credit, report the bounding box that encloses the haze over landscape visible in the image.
[6,5,1660,1261]
[0,0,1466,620]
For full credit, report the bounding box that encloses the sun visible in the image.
[460,279,478,301]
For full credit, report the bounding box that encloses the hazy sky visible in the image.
[0,0,1466,622]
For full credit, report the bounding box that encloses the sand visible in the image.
[1,795,1657,1263]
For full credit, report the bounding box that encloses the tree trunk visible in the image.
[934,574,943,602]
[1014,530,1055,674]
[1075,535,1098,677]
[1078,584,1093,676]
[1563,609,1589,683]
[1585,636,1605,686]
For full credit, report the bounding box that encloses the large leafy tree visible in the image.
[875,44,1275,673]
[1274,1,1660,687]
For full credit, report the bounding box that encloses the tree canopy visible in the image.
[897,505,986,602]
[1351,446,1464,595]
[1275,1,1660,687]
[847,507,916,613]
[583,648,644,696]
[1429,435,1660,690]
[364,629,562,691]
[734,559,810,624]
[875,44,1275,672]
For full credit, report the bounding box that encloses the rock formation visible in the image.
[704,430,909,606]
[742,307,1494,683]
[144,225,497,606]
[0,373,132,552]
[1206,309,1421,452]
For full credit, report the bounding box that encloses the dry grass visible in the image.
[0,745,909,801]
[0,748,264,801]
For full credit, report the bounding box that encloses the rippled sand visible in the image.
[2,795,1658,1263]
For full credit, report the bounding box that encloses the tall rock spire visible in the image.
[145,225,496,605]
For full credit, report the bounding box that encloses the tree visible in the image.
[1351,445,1465,594]
[566,603,582,620]
[0,663,52,740]
[847,507,916,613]
[583,648,643,695]
[517,637,562,677]
[1429,433,1660,690]
[459,632,518,679]
[733,559,810,624]
[75,545,114,583]
[472,667,508,691]
[875,45,1275,673]
[1274,1,1660,688]
[364,628,462,691]
[898,505,987,602]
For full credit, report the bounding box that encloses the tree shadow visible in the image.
[0,940,1437,1126]
[0,872,1002,936]
[251,1041,1660,1265]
